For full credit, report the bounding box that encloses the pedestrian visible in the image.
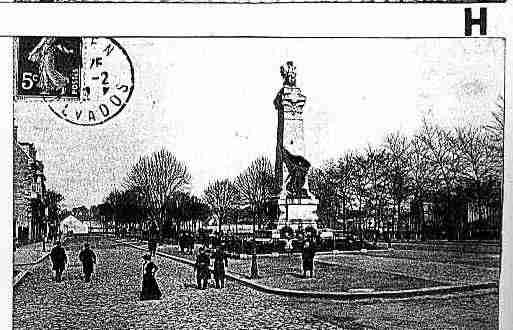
[187,233,195,254]
[183,233,190,253]
[78,242,97,283]
[50,241,67,282]
[148,237,157,258]
[285,237,293,257]
[194,246,210,290]
[301,240,315,278]
[213,245,228,289]
[178,233,184,252]
[140,254,162,300]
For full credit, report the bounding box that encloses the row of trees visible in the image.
[91,150,210,239]
[91,149,277,241]
[203,157,275,234]
[93,97,503,243]
[203,157,275,277]
[309,99,504,241]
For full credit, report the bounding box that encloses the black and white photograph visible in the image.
[10,36,506,329]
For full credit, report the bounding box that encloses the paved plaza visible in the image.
[13,238,499,329]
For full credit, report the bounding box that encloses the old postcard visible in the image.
[10,36,506,329]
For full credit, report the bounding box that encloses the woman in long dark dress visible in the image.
[140,255,162,300]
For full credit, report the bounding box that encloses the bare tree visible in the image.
[453,124,499,237]
[124,149,191,237]
[333,152,355,232]
[235,157,275,228]
[105,189,123,235]
[350,151,370,241]
[363,144,388,241]
[408,135,435,240]
[203,179,239,234]
[309,162,338,229]
[484,95,505,203]
[418,118,462,239]
[454,125,497,185]
[484,95,505,156]
[383,132,411,240]
[235,156,274,279]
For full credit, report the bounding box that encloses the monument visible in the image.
[274,61,319,231]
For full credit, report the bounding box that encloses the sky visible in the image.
[14,38,504,208]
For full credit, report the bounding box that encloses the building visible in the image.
[13,124,46,244]
[60,215,89,235]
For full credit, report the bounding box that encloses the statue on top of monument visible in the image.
[274,61,305,112]
[280,61,296,87]
[282,146,311,199]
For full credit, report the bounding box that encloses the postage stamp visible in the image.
[16,37,82,100]
[14,37,134,126]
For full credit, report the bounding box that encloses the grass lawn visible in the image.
[157,245,445,292]
[359,249,500,268]
[228,256,444,292]
[156,243,497,292]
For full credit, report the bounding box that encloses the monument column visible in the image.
[274,61,318,231]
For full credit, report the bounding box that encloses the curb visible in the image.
[13,252,51,288]
[116,239,499,301]
[13,269,32,288]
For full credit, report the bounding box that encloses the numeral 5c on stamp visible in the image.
[15,37,135,126]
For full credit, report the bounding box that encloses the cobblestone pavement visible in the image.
[13,237,498,329]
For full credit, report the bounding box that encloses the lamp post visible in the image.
[250,204,259,279]
[42,207,49,252]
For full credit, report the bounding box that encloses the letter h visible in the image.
[465,8,487,36]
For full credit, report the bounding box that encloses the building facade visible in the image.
[13,125,46,244]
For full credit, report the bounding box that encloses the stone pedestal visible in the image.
[276,196,319,231]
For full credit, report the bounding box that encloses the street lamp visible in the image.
[250,204,259,279]
[43,206,49,251]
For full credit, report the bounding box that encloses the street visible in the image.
[13,237,499,329]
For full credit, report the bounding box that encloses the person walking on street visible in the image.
[148,221,158,257]
[179,233,186,253]
[195,246,210,290]
[213,245,228,289]
[79,243,97,283]
[148,237,157,258]
[140,255,162,300]
[50,241,67,282]
[188,233,195,253]
[302,240,315,278]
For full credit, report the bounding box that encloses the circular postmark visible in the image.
[16,37,134,126]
